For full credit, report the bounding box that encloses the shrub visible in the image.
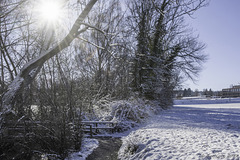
[93,97,159,131]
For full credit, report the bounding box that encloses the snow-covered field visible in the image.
[119,98,240,160]
[174,97,240,105]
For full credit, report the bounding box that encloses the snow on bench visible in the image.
[80,121,117,137]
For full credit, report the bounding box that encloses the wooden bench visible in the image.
[80,121,117,137]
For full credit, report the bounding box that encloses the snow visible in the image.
[1,75,24,112]
[119,98,240,160]
[65,98,159,159]
[174,97,240,105]
[92,98,159,132]
[65,138,99,160]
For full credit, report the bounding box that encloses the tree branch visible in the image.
[1,0,98,113]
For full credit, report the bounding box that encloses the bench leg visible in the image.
[90,125,93,138]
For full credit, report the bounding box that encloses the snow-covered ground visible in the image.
[174,97,240,105]
[65,138,99,160]
[66,98,157,160]
[119,98,240,160]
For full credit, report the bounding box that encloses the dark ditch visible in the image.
[86,137,122,160]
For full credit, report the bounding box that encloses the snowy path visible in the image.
[119,103,240,160]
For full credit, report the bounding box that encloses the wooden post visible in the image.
[95,123,99,133]
[111,122,114,133]
[90,125,93,138]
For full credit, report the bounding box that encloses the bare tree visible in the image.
[73,0,130,101]
[1,0,98,116]
[0,0,30,112]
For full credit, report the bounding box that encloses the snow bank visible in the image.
[119,102,240,160]
[174,97,240,105]
[119,128,240,160]
[65,138,98,160]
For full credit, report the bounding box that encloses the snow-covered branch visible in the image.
[1,0,98,114]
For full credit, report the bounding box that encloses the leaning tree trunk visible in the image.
[1,0,98,119]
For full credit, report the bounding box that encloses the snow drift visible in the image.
[119,99,240,160]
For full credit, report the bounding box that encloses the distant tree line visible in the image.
[175,88,215,98]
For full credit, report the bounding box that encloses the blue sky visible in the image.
[185,0,240,91]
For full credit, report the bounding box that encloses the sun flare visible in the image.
[37,1,62,23]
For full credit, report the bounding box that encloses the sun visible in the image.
[37,0,62,23]
[40,1,61,21]
[33,0,68,39]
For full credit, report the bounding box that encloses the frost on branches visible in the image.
[92,97,160,132]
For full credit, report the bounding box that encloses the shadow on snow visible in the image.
[155,105,240,132]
